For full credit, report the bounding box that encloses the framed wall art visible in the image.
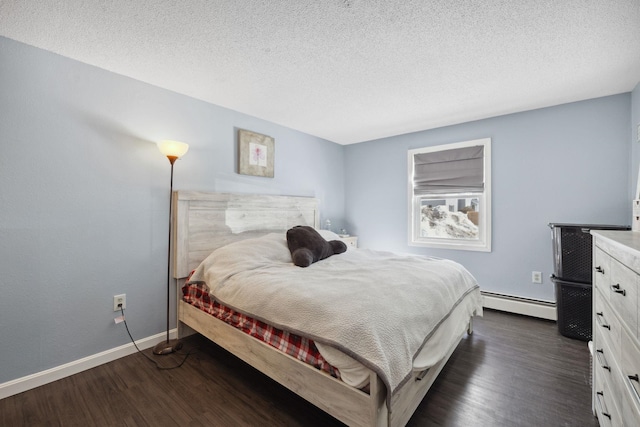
[238,129,275,178]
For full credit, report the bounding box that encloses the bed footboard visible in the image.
[179,300,387,426]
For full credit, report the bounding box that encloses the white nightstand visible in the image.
[340,236,358,248]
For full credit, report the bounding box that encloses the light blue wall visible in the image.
[344,94,632,302]
[0,37,345,384]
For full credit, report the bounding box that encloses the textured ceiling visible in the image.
[1,0,639,144]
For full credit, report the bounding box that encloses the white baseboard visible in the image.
[482,292,557,321]
[0,329,177,400]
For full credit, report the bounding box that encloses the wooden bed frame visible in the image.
[172,191,472,426]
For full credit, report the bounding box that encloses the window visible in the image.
[408,138,491,252]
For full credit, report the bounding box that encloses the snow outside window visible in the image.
[408,138,491,252]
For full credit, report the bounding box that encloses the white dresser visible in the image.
[591,230,640,426]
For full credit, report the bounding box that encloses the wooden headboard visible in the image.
[172,191,319,278]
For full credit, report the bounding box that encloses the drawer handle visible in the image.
[596,312,611,330]
[611,283,626,296]
[595,266,605,274]
[625,374,640,406]
[596,391,612,420]
[595,349,611,371]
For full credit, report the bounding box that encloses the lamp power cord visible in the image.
[119,306,196,370]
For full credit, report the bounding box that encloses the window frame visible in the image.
[407,138,492,252]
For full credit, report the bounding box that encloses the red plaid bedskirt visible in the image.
[182,281,340,379]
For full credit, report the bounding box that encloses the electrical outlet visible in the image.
[113,294,126,311]
[532,271,542,284]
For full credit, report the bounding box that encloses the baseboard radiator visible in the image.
[482,291,557,321]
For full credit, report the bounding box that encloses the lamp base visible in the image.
[152,339,183,355]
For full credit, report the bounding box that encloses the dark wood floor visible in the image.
[1,309,598,427]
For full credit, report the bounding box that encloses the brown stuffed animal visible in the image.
[286,226,347,267]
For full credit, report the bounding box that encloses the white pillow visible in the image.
[316,229,341,241]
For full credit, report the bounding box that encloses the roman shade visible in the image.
[413,145,484,195]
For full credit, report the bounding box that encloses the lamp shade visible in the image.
[157,140,189,159]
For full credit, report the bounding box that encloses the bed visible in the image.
[172,191,482,426]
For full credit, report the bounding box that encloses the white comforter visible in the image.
[188,233,480,399]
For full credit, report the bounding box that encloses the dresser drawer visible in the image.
[594,246,612,302]
[621,327,640,425]
[595,288,622,358]
[594,326,622,400]
[595,366,621,426]
[341,236,358,248]
[609,257,639,338]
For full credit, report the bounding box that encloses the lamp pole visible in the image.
[153,142,188,355]
[164,156,175,345]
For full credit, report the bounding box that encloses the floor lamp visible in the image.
[153,140,189,355]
